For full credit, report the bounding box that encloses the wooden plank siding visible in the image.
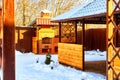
[58,43,83,70]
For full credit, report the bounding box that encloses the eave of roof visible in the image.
[51,12,106,23]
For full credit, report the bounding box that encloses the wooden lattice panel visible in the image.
[61,22,75,43]
[107,0,120,80]
[58,43,83,70]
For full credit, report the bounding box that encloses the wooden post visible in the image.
[0,7,2,70]
[75,21,77,44]
[36,27,39,54]
[59,22,61,42]
[17,29,20,50]
[106,0,114,80]
[2,0,15,80]
[82,21,85,71]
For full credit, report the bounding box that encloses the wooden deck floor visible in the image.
[85,61,106,76]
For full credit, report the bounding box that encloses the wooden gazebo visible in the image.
[52,0,120,80]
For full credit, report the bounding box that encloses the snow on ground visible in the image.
[14,50,106,80]
[85,50,106,61]
[0,50,106,80]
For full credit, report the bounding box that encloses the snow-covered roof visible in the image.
[52,0,106,22]
[41,9,51,13]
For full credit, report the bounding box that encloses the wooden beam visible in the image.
[75,21,77,44]
[2,0,15,80]
[59,22,61,42]
[82,20,85,71]
[84,20,106,24]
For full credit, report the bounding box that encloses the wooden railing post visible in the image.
[2,0,15,80]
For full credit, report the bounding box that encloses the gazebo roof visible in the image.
[52,1,94,21]
[52,0,106,23]
[72,0,106,18]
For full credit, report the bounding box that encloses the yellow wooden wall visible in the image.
[58,43,83,70]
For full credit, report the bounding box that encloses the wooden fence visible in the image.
[15,28,120,53]
[15,27,35,52]
[77,28,106,51]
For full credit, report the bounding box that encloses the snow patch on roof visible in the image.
[41,9,51,13]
